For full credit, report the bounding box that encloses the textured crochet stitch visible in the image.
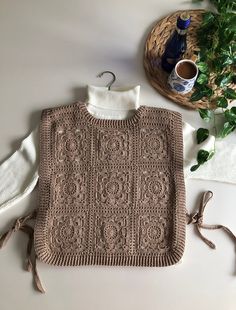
[34,101,186,267]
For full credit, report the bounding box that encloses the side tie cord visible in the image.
[187,191,236,253]
[0,211,45,293]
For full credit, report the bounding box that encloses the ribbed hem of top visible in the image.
[35,250,184,267]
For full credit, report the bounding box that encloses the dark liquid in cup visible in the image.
[176,61,197,79]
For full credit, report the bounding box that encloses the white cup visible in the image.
[168,59,199,94]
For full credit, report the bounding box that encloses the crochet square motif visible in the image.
[95,169,132,212]
[53,169,88,208]
[94,214,130,254]
[96,128,132,163]
[137,214,172,254]
[140,128,168,161]
[54,127,90,164]
[138,167,172,210]
[48,213,88,253]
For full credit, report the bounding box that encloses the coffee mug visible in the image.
[168,59,198,94]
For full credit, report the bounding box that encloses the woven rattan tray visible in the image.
[143,9,211,109]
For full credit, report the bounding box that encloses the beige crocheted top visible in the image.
[34,101,186,267]
[2,101,236,294]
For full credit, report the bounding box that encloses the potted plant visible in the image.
[190,0,236,171]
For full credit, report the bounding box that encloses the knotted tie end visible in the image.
[0,211,45,294]
[187,190,236,258]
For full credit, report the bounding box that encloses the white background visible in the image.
[0,1,236,309]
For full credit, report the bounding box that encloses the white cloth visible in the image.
[0,85,235,213]
[0,127,39,212]
[87,85,140,119]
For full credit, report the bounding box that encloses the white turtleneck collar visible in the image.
[86,85,140,120]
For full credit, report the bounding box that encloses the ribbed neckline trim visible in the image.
[78,101,146,127]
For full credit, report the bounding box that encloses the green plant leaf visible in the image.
[231,107,236,114]
[197,73,209,85]
[198,108,213,122]
[218,122,236,138]
[197,48,208,62]
[225,109,236,123]
[216,46,235,68]
[196,128,209,144]
[216,97,228,108]
[212,58,224,72]
[214,0,235,13]
[190,89,205,101]
[204,86,214,98]
[190,147,215,171]
[208,150,215,160]
[224,88,236,99]
[190,85,214,101]
[190,164,200,171]
[202,12,215,27]
[197,149,210,164]
[215,73,233,87]
[197,62,209,73]
[226,14,236,32]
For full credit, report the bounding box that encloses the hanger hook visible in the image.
[96,71,116,90]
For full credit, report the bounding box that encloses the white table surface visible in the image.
[0,1,236,309]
